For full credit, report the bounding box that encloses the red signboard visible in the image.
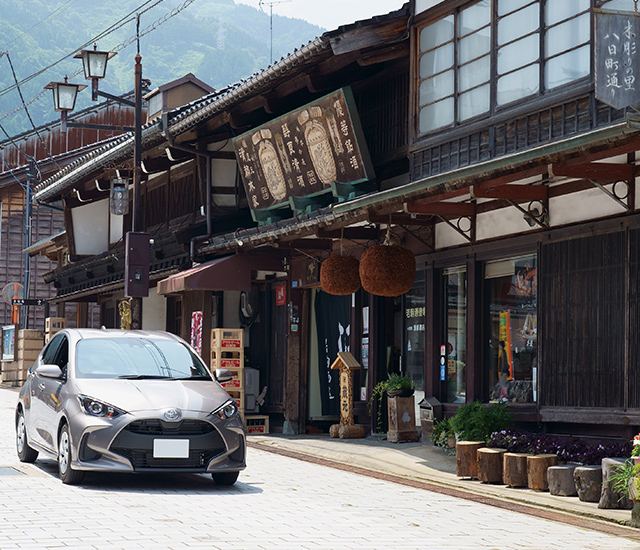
[233,87,374,211]
[276,284,286,306]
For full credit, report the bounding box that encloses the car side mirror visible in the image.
[215,368,233,383]
[36,364,64,379]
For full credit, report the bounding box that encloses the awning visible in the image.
[156,253,286,294]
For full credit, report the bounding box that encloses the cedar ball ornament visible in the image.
[360,234,416,297]
[320,254,361,295]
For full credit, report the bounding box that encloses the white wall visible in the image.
[142,287,166,330]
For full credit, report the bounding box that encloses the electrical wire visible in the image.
[0,0,164,99]
[1,0,82,53]
[0,0,198,128]
[4,52,61,170]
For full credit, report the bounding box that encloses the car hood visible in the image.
[74,379,232,413]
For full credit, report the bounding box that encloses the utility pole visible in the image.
[22,159,36,329]
[259,0,292,64]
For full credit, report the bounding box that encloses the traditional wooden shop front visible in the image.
[30,7,414,434]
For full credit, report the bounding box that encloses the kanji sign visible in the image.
[595,9,640,110]
[233,87,375,211]
[275,284,286,306]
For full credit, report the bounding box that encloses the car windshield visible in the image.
[74,337,212,380]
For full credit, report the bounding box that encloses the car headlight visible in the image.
[78,395,126,418]
[213,400,238,420]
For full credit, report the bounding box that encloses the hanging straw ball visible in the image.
[320,254,361,295]
[359,245,416,297]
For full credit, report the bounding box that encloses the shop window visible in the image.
[443,267,466,403]
[403,270,426,391]
[484,254,537,404]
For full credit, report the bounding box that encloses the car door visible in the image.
[30,333,67,451]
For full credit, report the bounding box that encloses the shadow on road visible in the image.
[32,458,261,494]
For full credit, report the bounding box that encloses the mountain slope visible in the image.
[0,0,324,137]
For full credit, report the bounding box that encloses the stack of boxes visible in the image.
[3,329,44,386]
[211,328,269,434]
[45,317,67,342]
[211,329,245,417]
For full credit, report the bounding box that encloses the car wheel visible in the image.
[16,410,38,463]
[212,471,239,486]
[58,424,84,485]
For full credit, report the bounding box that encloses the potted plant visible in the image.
[369,373,415,435]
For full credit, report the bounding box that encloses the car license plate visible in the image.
[153,439,189,458]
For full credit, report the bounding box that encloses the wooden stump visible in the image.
[527,454,558,491]
[338,425,365,439]
[456,441,485,479]
[503,452,532,487]
[547,464,578,496]
[477,447,507,484]
[574,465,603,502]
[599,458,633,509]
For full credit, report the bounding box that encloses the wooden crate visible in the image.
[245,415,269,435]
[211,328,243,350]
[220,367,244,390]
[211,352,243,370]
[45,317,67,332]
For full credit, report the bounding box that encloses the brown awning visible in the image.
[157,254,286,294]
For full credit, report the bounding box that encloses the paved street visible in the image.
[0,386,639,550]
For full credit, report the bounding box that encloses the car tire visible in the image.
[16,410,38,463]
[58,424,84,485]
[212,471,239,486]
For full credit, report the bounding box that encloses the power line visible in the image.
[0,0,163,99]
[1,0,82,53]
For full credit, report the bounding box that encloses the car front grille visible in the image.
[109,418,226,471]
[125,419,215,436]
[114,449,220,469]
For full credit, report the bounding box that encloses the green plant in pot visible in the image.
[369,373,415,434]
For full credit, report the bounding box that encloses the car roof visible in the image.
[61,328,183,343]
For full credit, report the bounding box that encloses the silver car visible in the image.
[15,328,246,485]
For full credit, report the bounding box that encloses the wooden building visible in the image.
[30,0,640,441]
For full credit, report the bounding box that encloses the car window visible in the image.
[74,337,211,380]
[41,334,63,365]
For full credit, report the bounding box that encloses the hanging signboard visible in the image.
[233,87,375,211]
[190,311,203,356]
[594,8,640,110]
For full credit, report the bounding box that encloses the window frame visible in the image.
[414,0,593,138]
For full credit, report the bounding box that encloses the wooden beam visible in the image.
[405,200,475,217]
[550,162,635,181]
[471,183,548,201]
[278,239,333,250]
[368,212,433,226]
[317,227,379,240]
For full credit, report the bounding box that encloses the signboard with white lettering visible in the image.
[595,9,640,110]
[233,87,375,211]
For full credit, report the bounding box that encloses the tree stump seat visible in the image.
[574,465,603,502]
[503,452,532,487]
[477,447,507,483]
[599,458,632,510]
[455,441,485,479]
[547,464,578,496]
[527,454,558,491]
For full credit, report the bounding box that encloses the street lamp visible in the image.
[45,44,149,326]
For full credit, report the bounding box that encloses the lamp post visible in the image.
[45,45,149,329]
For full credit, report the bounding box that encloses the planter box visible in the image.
[387,395,418,443]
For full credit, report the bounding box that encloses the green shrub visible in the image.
[449,401,512,443]
[431,417,455,454]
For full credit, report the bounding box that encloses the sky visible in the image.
[236,0,407,31]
